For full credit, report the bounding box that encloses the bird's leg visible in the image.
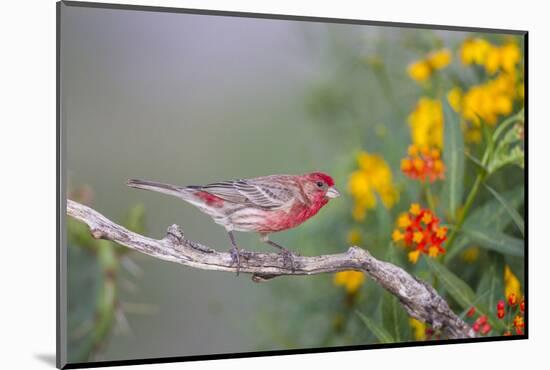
[227,231,241,276]
[260,235,296,272]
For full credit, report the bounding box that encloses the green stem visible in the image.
[445,172,486,251]
[424,182,436,212]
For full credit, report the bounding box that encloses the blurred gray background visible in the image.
[62,4,350,362]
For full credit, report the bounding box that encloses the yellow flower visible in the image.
[408,250,421,264]
[410,318,426,340]
[348,151,399,221]
[408,60,431,82]
[413,232,424,243]
[460,72,518,127]
[500,43,521,73]
[504,265,522,300]
[408,98,444,149]
[460,38,491,65]
[397,212,411,228]
[484,46,501,75]
[461,246,480,263]
[347,228,362,245]
[408,144,419,156]
[422,213,433,224]
[460,38,521,75]
[410,203,421,215]
[401,158,412,172]
[334,271,365,294]
[428,246,440,258]
[408,49,452,83]
[447,87,463,112]
[392,229,404,242]
[435,227,447,239]
[427,49,452,69]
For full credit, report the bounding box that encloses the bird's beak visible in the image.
[326,186,341,199]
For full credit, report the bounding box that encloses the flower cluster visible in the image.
[466,308,492,335]
[408,98,444,149]
[400,145,445,183]
[449,38,523,143]
[348,151,399,221]
[333,271,365,295]
[392,204,447,264]
[460,38,521,75]
[448,71,519,125]
[407,49,452,83]
[497,294,525,335]
[472,314,492,335]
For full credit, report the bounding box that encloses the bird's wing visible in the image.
[196,177,295,210]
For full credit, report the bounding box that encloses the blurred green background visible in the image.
[61,3,524,363]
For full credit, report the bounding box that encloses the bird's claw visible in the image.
[230,246,241,276]
[280,249,296,272]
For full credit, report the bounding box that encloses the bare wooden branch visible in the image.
[66,199,475,339]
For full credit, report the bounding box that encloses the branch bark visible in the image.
[66,199,475,339]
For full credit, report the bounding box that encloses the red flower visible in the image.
[520,299,525,312]
[497,309,505,319]
[481,323,492,335]
[475,315,488,326]
[497,300,505,310]
[508,293,518,306]
[467,307,476,317]
[515,327,524,335]
[401,145,445,183]
[392,204,447,263]
[513,315,524,329]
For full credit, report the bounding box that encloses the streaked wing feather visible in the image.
[197,177,294,209]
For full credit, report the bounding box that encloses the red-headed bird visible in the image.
[127,172,340,272]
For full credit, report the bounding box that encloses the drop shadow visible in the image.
[34,353,56,367]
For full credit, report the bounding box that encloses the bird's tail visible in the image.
[127,179,190,199]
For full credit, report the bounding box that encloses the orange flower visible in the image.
[401,145,445,182]
[392,204,447,263]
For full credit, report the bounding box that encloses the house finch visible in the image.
[127,172,340,272]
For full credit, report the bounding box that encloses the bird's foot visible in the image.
[229,245,241,276]
[279,248,296,272]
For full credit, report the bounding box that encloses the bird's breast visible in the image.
[256,199,327,233]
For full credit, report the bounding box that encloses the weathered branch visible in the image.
[66,199,475,339]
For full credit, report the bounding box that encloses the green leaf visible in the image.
[465,186,524,231]
[446,185,524,261]
[484,184,524,237]
[382,292,404,342]
[459,227,524,257]
[426,259,506,331]
[442,100,464,220]
[426,258,476,308]
[464,151,487,174]
[356,310,394,344]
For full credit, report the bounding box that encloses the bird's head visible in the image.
[301,172,340,204]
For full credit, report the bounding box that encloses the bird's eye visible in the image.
[316,181,325,188]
